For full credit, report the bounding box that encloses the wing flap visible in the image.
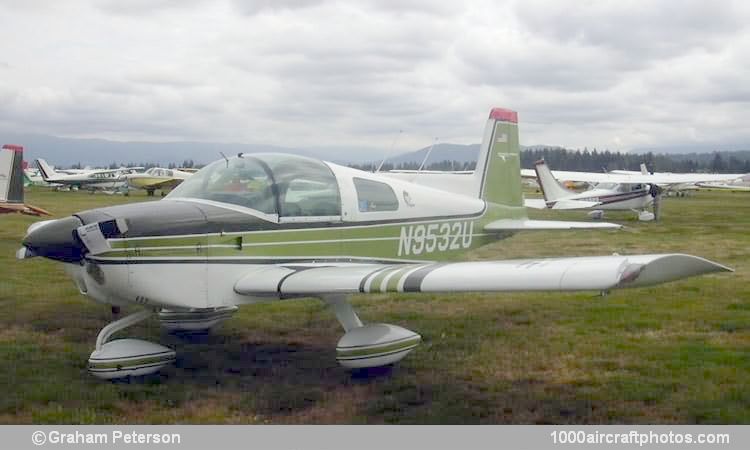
[232,254,730,296]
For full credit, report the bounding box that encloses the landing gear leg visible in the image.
[322,295,421,369]
[88,309,176,380]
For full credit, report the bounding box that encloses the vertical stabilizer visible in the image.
[534,160,576,202]
[473,108,523,206]
[36,158,58,181]
[0,144,25,203]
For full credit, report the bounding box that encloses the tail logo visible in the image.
[496,133,508,143]
[496,152,517,161]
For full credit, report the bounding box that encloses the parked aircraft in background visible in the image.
[697,174,750,192]
[124,167,194,196]
[35,158,137,192]
[17,108,731,381]
[0,145,50,215]
[525,160,655,221]
[521,163,748,219]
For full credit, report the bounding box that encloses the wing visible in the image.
[143,178,184,190]
[234,254,731,297]
[546,170,744,187]
[524,198,602,210]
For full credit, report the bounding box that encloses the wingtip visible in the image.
[620,253,733,288]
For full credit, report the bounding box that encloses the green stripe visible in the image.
[385,266,416,292]
[368,267,400,291]
[102,204,525,262]
[336,336,421,358]
[88,353,175,370]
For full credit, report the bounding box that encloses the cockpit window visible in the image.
[167,154,341,218]
[353,178,399,212]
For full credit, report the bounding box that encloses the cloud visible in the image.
[0,0,749,154]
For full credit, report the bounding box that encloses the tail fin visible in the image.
[0,144,25,203]
[36,158,58,181]
[534,159,576,202]
[640,163,649,175]
[473,108,523,206]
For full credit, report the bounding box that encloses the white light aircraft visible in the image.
[124,167,194,196]
[525,160,656,221]
[17,108,731,380]
[36,159,135,192]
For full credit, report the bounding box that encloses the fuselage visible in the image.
[564,184,653,210]
[23,153,523,311]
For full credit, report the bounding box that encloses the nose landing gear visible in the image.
[88,310,176,380]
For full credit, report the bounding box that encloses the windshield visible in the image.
[167,153,341,217]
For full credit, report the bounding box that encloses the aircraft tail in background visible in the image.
[534,159,578,202]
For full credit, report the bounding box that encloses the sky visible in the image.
[1,0,749,155]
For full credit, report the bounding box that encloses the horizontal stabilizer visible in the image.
[523,198,548,209]
[484,219,621,231]
[233,254,731,296]
[551,199,602,210]
[523,198,602,210]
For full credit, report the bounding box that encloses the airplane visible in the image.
[35,158,136,192]
[124,167,194,196]
[520,162,747,219]
[525,160,656,221]
[17,108,731,380]
[521,165,744,195]
[0,145,51,216]
[696,175,750,192]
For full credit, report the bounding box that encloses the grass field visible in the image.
[1,187,748,424]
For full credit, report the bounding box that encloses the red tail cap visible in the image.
[489,108,518,123]
[2,144,24,152]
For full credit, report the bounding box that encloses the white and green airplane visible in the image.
[17,108,732,380]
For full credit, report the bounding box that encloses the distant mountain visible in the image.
[0,132,378,167]
[383,143,481,166]
[3,130,747,168]
[632,143,750,154]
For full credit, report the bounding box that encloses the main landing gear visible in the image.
[86,299,419,380]
[325,296,421,369]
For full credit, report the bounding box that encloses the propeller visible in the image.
[649,184,663,221]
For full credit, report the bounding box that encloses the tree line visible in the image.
[350,148,750,173]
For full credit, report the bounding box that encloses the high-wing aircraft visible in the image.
[124,167,194,196]
[35,159,135,192]
[520,164,744,197]
[521,162,747,219]
[0,145,50,216]
[525,160,656,221]
[17,108,731,380]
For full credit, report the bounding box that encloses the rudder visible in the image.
[474,108,523,207]
[0,144,25,203]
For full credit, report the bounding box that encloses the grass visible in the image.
[0,186,748,423]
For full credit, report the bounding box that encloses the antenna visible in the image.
[375,130,403,173]
[219,151,229,167]
[416,137,439,173]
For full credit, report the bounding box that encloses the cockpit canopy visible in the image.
[167,153,341,218]
[147,168,174,177]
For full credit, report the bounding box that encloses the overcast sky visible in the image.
[1,0,749,154]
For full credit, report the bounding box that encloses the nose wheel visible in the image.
[88,310,176,380]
